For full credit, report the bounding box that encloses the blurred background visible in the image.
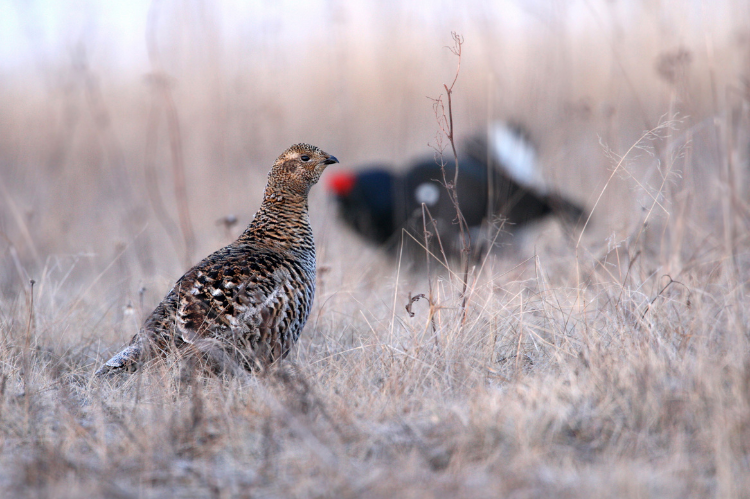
[1,0,748,327]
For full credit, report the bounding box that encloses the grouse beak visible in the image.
[323,155,339,165]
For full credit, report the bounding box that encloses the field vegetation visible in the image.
[1,1,749,497]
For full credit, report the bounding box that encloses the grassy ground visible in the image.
[1,1,750,497]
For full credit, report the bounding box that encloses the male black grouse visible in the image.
[327,123,585,260]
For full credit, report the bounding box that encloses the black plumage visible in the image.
[328,124,585,259]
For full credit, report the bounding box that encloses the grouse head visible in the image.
[267,143,339,198]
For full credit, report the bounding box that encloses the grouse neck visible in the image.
[241,188,314,256]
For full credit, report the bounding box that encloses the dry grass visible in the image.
[1,1,750,497]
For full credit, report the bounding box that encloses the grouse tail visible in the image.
[95,341,143,376]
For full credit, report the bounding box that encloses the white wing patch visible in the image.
[414,182,441,206]
[491,122,539,189]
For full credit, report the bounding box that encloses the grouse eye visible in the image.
[300,155,310,162]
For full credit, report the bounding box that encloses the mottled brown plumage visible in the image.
[96,144,339,376]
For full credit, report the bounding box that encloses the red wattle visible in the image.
[327,172,357,197]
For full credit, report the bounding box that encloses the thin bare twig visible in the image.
[405,292,427,318]
[427,32,471,322]
[640,275,691,319]
[23,279,36,388]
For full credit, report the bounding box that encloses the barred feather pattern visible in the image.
[96,143,338,376]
